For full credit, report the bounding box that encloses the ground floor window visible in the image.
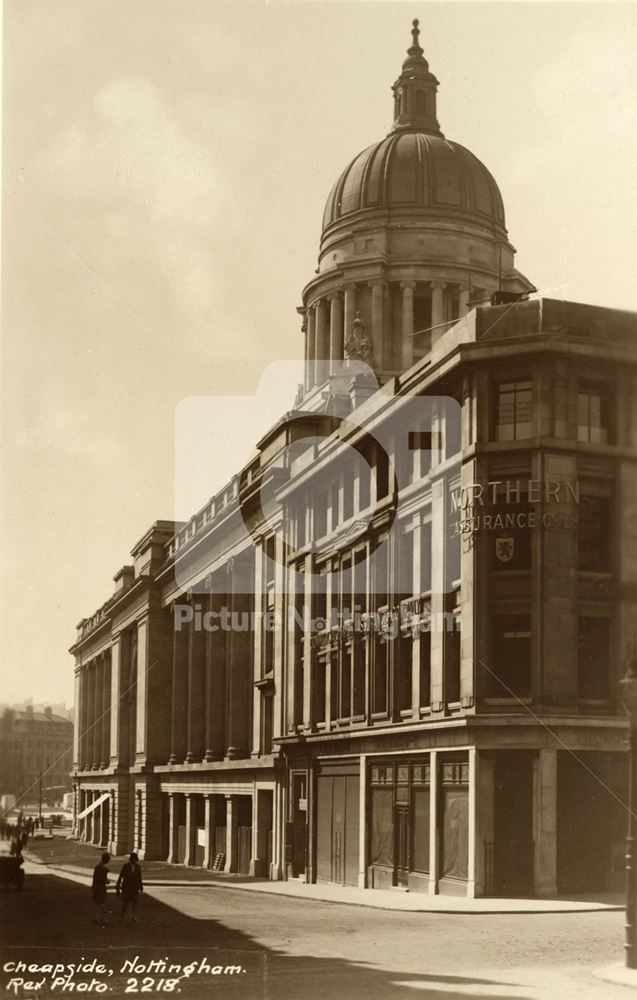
[439,760,469,882]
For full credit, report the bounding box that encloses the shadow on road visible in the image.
[0,870,530,999]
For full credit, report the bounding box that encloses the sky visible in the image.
[2,0,637,705]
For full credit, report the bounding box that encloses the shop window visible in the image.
[578,496,611,572]
[578,617,610,700]
[369,786,393,868]
[439,761,469,881]
[494,380,533,441]
[577,383,610,444]
[489,614,531,698]
[411,782,430,874]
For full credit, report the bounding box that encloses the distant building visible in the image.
[70,21,636,896]
[0,706,73,806]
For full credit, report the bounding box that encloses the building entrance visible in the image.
[316,763,359,886]
[493,752,533,895]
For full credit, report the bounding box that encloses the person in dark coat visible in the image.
[91,852,111,926]
[116,852,143,922]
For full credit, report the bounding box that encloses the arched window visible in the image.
[398,89,405,115]
[415,90,427,115]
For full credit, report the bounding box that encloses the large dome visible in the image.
[322,132,506,237]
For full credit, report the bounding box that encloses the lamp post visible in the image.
[619,640,637,969]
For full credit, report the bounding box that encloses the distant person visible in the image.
[91,852,111,927]
[116,852,143,922]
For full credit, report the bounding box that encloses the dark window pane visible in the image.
[489,614,532,697]
[578,617,610,700]
[411,787,430,873]
[370,788,394,867]
[578,496,611,571]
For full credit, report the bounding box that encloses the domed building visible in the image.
[302,20,533,389]
[71,16,635,905]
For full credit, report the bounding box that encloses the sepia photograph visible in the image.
[2,1,637,997]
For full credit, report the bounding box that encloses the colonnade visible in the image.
[303,279,478,391]
[76,652,112,771]
[169,554,255,765]
[165,787,278,877]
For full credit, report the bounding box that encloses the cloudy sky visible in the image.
[2,0,636,705]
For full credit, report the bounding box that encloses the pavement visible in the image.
[0,863,633,1000]
[23,836,625,914]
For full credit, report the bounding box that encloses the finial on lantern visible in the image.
[409,18,424,57]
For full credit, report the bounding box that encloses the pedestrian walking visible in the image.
[91,852,111,927]
[116,852,143,922]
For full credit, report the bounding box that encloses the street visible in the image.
[0,864,631,999]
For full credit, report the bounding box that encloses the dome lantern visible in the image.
[391,19,442,136]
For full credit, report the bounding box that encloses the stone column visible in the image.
[167,793,179,863]
[302,555,314,731]
[358,755,367,888]
[533,749,558,897]
[329,292,344,368]
[205,591,227,761]
[400,281,416,370]
[429,479,445,712]
[73,670,81,771]
[467,748,477,898]
[306,306,316,390]
[170,611,189,763]
[186,610,206,762]
[475,754,495,897]
[343,284,357,346]
[101,653,110,768]
[89,663,99,768]
[80,667,89,770]
[184,794,196,866]
[430,281,447,346]
[458,283,471,316]
[226,555,253,760]
[224,795,239,873]
[369,281,384,370]
[203,794,216,870]
[315,299,330,384]
[428,750,438,894]
[94,660,103,769]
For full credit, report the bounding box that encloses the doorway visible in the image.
[493,753,533,895]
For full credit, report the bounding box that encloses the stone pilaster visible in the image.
[400,281,416,370]
[329,292,344,367]
[170,610,189,763]
[224,795,239,874]
[533,749,558,897]
[369,281,385,370]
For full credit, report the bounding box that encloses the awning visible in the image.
[77,791,110,820]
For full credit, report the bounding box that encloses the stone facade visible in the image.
[71,21,636,896]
